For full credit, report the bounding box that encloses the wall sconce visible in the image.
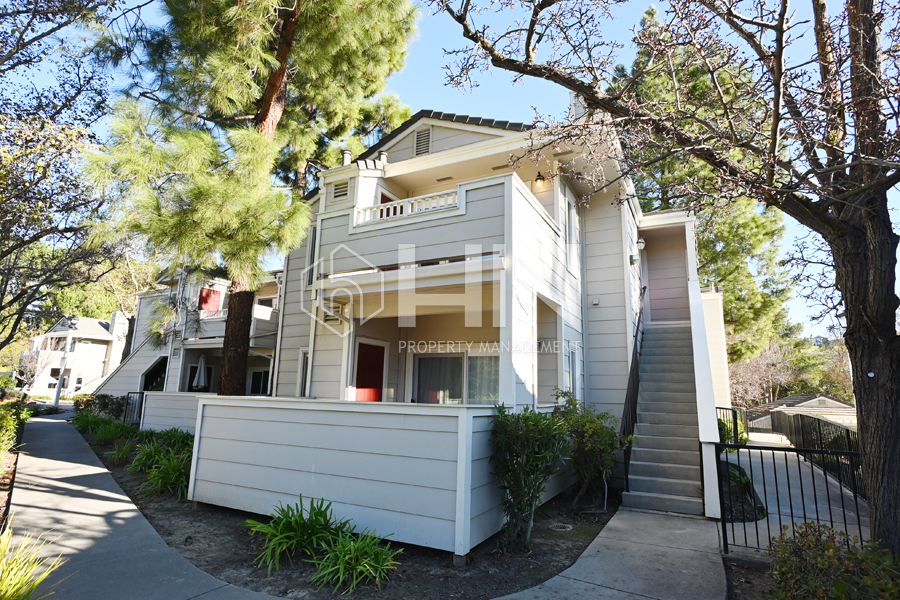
[534,172,546,188]
[630,237,646,265]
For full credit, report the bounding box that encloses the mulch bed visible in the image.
[720,461,768,523]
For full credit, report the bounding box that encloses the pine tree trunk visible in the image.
[830,190,900,553]
[218,290,255,396]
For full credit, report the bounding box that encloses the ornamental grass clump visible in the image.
[767,522,899,599]
[139,447,192,500]
[491,405,568,550]
[308,530,402,594]
[0,518,64,600]
[245,496,352,575]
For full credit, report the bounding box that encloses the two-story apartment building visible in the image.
[105,110,726,559]
[95,272,281,408]
[20,313,129,396]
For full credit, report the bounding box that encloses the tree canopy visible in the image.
[431,0,900,552]
[95,0,418,394]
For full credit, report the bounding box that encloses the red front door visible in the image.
[355,343,385,402]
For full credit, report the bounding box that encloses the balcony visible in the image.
[188,305,278,348]
[355,191,458,227]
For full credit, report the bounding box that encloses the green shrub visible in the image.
[491,405,568,550]
[0,388,24,401]
[308,530,402,594]
[0,375,16,388]
[767,522,899,599]
[718,416,749,450]
[107,439,136,466]
[553,389,631,508]
[245,497,353,575]
[156,427,194,451]
[139,447,191,500]
[91,421,137,446]
[71,394,96,414]
[133,429,159,444]
[71,412,107,433]
[72,394,128,419]
[128,440,166,473]
[34,406,62,416]
[0,517,65,600]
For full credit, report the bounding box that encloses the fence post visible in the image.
[732,410,740,445]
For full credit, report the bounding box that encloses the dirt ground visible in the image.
[725,562,773,600]
[85,433,616,600]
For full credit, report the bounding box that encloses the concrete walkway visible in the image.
[12,415,727,600]
[722,443,870,550]
[11,415,280,600]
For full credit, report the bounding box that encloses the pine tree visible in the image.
[614,8,791,361]
[96,0,418,394]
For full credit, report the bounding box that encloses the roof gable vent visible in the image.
[414,128,431,156]
[333,182,349,199]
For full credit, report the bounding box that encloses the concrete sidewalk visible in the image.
[497,510,726,600]
[12,415,727,600]
[11,415,280,600]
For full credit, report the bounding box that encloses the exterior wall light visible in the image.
[630,237,646,266]
[535,172,546,188]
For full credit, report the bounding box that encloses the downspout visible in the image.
[270,263,288,396]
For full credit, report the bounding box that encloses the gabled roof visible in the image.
[358,110,533,160]
[46,317,114,341]
[747,394,854,416]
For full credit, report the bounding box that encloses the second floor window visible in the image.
[198,288,222,311]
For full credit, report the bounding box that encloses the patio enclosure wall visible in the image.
[187,397,573,555]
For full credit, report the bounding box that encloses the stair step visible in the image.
[631,447,701,466]
[628,475,703,497]
[629,460,701,481]
[635,423,699,438]
[621,491,704,515]
[637,411,699,426]
[638,391,697,404]
[637,400,697,414]
[641,344,695,356]
[642,332,693,342]
[639,363,696,377]
[640,354,695,366]
[640,371,696,384]
[634,434,698,452]
[641,381,697,394]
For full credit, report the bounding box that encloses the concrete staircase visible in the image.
[622,325,704,515]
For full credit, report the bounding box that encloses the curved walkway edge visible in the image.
[12,416,727,600]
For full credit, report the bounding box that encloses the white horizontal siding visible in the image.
[141,392,201,432]
[93,339,166,397]
[190,400,466,552]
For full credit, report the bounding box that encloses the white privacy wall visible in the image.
[188,399,504,555]
[141,392,202,433]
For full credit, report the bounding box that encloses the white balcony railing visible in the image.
[355,191,458,226]
[199,309,227,320]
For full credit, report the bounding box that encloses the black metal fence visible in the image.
[770,411,865,499]
[123,391,144,424]
[716,407,747,444]
[716,443,868,553]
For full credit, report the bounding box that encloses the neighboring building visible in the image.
[104,109,729,558]
[95,271,281,399]
[20,313,129,396]
[747,394,857,430]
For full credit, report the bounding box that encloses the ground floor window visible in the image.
[248,369,270,395]
[413,353,499,405]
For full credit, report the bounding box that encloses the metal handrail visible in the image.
[620,286,647,492]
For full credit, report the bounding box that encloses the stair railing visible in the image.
[620,286,647,492]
